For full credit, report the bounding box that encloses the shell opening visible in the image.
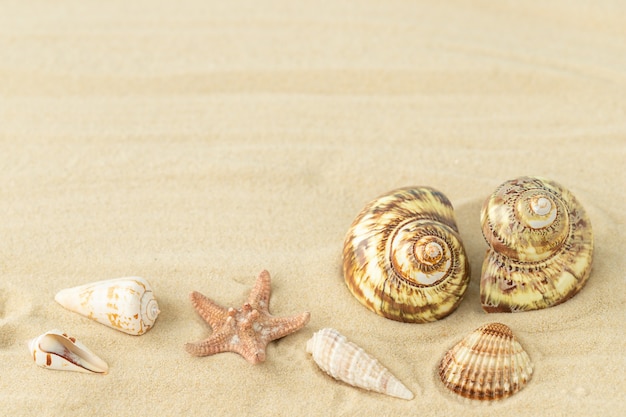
[32,331,109,374]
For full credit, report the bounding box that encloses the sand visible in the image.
[1,1,625,416]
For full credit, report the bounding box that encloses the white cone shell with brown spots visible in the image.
[55,277,160,335]
[306,328,414,400]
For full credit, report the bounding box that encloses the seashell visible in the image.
[439,322,533,400]
[28,329,108,374]
[343,187,470,323]
[306,328,414,400]
[55,277,160,336]
[480,176,593,312]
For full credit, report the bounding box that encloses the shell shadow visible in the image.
[453,197,487,314]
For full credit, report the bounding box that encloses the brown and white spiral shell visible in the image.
[480,176,594,312]
[306,328,414,400]
[439,322,533,400]
[343,187,470,323]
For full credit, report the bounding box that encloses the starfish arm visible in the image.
[184,327,238,357]
[247,270,272,310]
[267,311,311,342]
[189,291,229,329]
[238,335,268,364]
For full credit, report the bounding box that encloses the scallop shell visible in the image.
[306,328,414,400]
[28,329,108,374]
[55,277,160,335]
[439,323,532,400]
[480,176,594,312]
[343,187,470,323]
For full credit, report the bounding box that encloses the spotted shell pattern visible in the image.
[55,277,160,335]
[439,322,533,400]
[343,187,470,323]
[480,177,593,312]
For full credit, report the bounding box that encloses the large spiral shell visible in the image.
[480,176,593,312]
[343,187,470,323]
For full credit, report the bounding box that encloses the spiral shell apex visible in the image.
[480,176,593,313]
[439,322,533,400]
[343,187,470,323]
[55,277,160,335]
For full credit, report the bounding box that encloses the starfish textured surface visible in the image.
[185,270,311,364]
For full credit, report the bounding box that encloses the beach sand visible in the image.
[1,1,625,415]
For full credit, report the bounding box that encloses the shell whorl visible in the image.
[343,187,470,323]
[480,177,593,313]
[481,177,570,262]
[142,291,160,323]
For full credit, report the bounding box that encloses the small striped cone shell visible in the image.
[306,328,414,400]
[439,323,533,400]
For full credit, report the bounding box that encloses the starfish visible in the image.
[185,270,311,364]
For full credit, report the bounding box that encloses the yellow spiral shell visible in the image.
[480,176,593,312]
[343,187,470,323]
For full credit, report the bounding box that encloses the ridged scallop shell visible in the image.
[343,187,470,323]
[480,176,594,312]
[28,329,108,374]
[439,323,532,400]
[55,277,160,335]
[306,328,414,400]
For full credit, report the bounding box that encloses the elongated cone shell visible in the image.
[439,323,532,400]
[480,177,594,312]
[28,329,108,374]
[306,328,414,400]
[55,277,160,336]
[343,187,470,323]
